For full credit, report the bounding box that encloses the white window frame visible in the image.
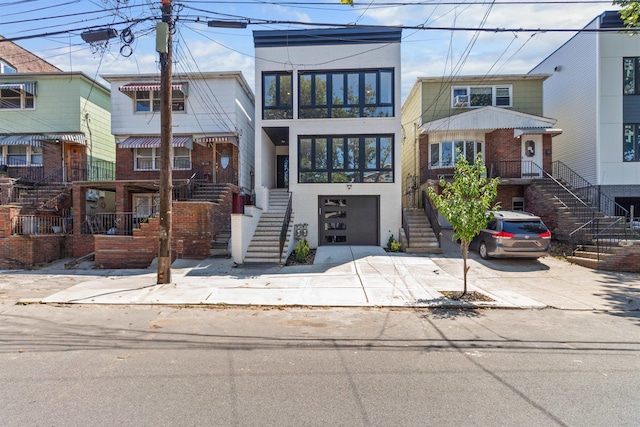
[451,85,512,108]
[134,147,191,171]
[0,88,35,110]
[0,145,42,166]
[0,60,17,74]
[134,89,185,113]
[429,140,483,169]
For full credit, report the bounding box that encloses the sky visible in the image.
[0,0,623,101]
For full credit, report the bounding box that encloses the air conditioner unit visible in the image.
[454,95,469,107]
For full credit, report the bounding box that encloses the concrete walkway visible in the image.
[40,234,640,311]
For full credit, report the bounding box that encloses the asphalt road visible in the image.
[1,304,639,426]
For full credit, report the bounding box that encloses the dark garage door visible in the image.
[319,196,379,245]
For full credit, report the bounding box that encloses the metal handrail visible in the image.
[279,192,293,263]
[421,190,442,248]
[553,161,628,218]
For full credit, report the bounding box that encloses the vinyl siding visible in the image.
[400,80,423,199]
[531,27,599,183]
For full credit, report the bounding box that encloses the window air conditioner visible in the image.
[454,95,469,107]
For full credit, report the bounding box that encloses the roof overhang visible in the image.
[118,82,188,96]
[420,106,557,133]
[514,128,563,137]
[117,136,193,149]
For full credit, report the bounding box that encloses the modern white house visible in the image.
[233,27,403,264]
[530,10,640,214]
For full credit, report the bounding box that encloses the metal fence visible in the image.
[11,215,66,235]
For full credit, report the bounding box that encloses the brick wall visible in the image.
[600,241,640,273]
[485,129,521,165]
[115,142,214,181]
[495,185,524,211]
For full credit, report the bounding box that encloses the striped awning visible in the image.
[193,136,234,144]
[118,82,188,96]
[118,136,193,149]
[0,135,43,147]
[36,134,87,145]
[0,82,37,95]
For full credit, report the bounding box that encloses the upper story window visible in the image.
[452,85,512,108]
[134,89,185,112]
[0,59,17,74]
[623,57,640,95]
[263,72,292,119]
[623,124,640,162]
[299,69,394,118]
[0,82,36,110]
[298,134,393,183]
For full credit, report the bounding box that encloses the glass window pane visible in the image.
[300,171,328,183]
[347,137,359,169]
[624,58,636,95]
[364,73,377,104]
[280,75,292,106]
[315,138,327,169]
[347,74,359,105]
[299,75,312,106]
[364,137,377,168]
[466,141,475,163]
[332,74,344,105]
[379,137,392,168]
[264,75,276,106]
[31,146,43,165]
[299,138,312,170]
[430,143,440,166]
[315,75,327,105]
[332,138,344,169]
[379,71,392,104]
[454,141,464,162]
[495,87,510,106]
[624,124,636,162]
[470,87,492,106]
[442,142,453,167]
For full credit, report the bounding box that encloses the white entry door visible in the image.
[521,135,543,178]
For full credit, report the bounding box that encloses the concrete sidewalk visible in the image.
[39,240,640,311]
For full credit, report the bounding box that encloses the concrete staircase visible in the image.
[243,189,293,264]
[402,208,442,254]
[15,183,71,213]
[210,227,231,258]
[189,182,229,203]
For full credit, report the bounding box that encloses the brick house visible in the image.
[401,74,561,213]
[70,72,256,268]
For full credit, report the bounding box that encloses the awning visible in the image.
[0,135,42,147]
[194,136,234,144]
[118,82,188,96]
[514,128,563,137]
[36,134,87,145]
[118,136,193,149]
[0,82,37,96]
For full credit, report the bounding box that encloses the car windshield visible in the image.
[502,220,548,234]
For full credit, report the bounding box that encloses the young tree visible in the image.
[427,152,499,297]
[614,1,640,28]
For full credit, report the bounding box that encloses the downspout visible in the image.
[85,113,93,180]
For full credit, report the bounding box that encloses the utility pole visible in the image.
[157,0,173,284]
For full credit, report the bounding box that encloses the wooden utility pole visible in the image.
[157,0,173,284]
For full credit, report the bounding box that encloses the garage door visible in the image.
[319,196,379,245]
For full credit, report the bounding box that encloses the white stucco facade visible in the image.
[253,28,403,248]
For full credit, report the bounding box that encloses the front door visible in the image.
[521,135,543,178]
[216,144,235,184]
[277,155,289,189]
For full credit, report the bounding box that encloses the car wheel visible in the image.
[479,241,490,260]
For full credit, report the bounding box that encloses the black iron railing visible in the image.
[279,192,293,263]
[421,190,442,248]
[11,215,66,235]
[81,212,148,236]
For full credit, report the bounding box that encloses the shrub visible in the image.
[387,234,400,252]
[295,239,310,262]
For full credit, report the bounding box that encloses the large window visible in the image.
[0,145,42,166]
[134,147,191,170]
[623,124,640,162]
[452,85,512,108]
[0,60,17,74]
[134,89,185,112]
[429,140,483,168]
[299,69,394,118]
[263,72,292,119]
[299,135,393,183]
[0,87,35,110]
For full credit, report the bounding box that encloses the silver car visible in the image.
[471,211,551,259]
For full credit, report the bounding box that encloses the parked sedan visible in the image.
[470,211,551,259]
